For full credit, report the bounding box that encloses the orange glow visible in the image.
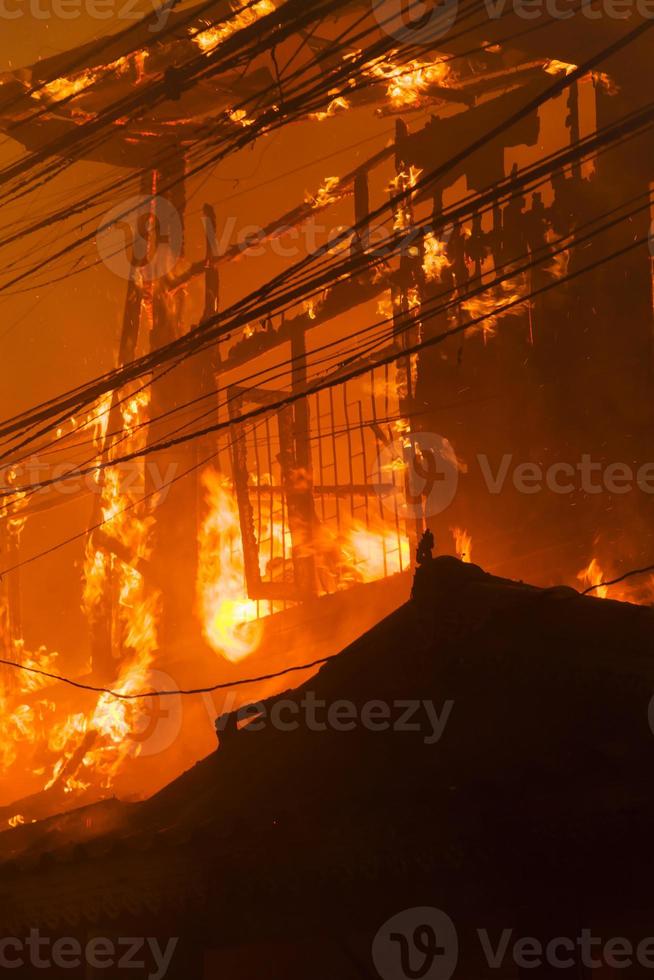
[577,558,608,599]
[197,470,264,663]
[311,97,351,122]
[37,56,132,103]
[340,522,410,582]
[544,59,578,77]
[39,387,162,796]
[228,108,256,128]
[192,0,276,53]
[305,176,342,210]
[423,231,451,282]
[452,527,472,563]
[366,56,452,110]
[461,277,528,338]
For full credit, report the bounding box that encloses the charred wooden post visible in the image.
[288,326,318,598]
[589,78,653,430]
[392,119,426,547]
[353,171,370,252]
[86,171,151,683]
[228,392,263,601]
[566,81,582,182]
[145,156,202,649]
[202,203,221,325]
[190,202,224,621]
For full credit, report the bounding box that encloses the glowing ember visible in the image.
[365,56,451,110]
[545,59,578,76]
[311,96,350,122]
[37,56,132,103]
[228,108,256,128]
[192,0,276,53]
[305,176,342,210]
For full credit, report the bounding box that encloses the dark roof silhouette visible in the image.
[1,556,654,958]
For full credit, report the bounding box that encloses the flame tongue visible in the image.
[197,470,263,663]
[578,558,608,599]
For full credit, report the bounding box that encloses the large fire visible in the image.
[0,13,648,834]
[196,470,264,664]
[196,468,411,665]
[0,389,163,816]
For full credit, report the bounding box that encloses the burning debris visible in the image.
[364,54,453,111]
[191,0,277,54]
[305,176,343,210]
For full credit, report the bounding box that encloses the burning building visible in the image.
[0,0,653,841]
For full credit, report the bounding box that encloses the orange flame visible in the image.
[197,470,263,663]
[577,558,608,599]
[305,176,342,210]
[366,56,451,110]
[461,277,528,338]
[423,231,451,283]
[452,527,472,563]
[311,96,350,122]
[192,0,276,53]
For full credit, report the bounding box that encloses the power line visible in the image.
[4,553,654,699]
[0,216,649,580]
[0,652,335,700]
[582,564,654,596]
[2,187,649,501]
[2,90,648,460]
